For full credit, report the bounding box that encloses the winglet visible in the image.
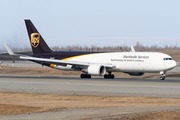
[4,43,16,56]
[130,46,136,52]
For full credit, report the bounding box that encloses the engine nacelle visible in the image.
[126,72,144,76]
[87,64,106,76]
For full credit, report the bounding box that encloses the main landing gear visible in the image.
[160,71,166,80]
[80,74,91,78]
[104,72,115,79]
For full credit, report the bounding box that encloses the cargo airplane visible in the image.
[4,20,177,80]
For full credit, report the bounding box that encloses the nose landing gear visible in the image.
[160,71,166,80]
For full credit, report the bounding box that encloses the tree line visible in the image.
[1,42,180,60]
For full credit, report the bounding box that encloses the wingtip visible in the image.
[130,46,136,52]
[4,43,15,56]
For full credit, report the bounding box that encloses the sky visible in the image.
[1,0,180,49]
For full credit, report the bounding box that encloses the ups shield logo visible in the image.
[31,33,40,48]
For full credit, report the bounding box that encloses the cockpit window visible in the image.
[163,58,173,60]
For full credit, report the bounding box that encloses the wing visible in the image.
[20,56,114,68]
[4,43,114,69]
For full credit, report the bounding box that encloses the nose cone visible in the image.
[172,61,177,68]
[164,60,177,71]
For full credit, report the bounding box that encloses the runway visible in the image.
[0,75,180,119]
[0,75,180,98]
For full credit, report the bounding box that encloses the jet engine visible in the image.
[126,72,144,76]
[85,64,106,76]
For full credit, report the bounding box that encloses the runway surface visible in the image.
[0,76,180,119]
[0,75,180,98]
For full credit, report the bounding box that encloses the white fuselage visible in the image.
[56,52,176,73]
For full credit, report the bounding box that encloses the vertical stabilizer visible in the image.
[25,20,52,54]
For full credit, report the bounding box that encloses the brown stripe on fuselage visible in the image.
[32,51,109,60]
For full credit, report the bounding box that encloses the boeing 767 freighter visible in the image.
[4,20,177,80]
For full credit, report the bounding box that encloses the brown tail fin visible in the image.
[25,20,52,54]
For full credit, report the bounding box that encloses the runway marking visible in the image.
[0,81,180,89]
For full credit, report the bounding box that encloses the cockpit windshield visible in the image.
[163,58,173,60]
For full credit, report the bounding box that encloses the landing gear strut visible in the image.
[160,71,166,80]
[80,74,91,78]
[104,72,115,79]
